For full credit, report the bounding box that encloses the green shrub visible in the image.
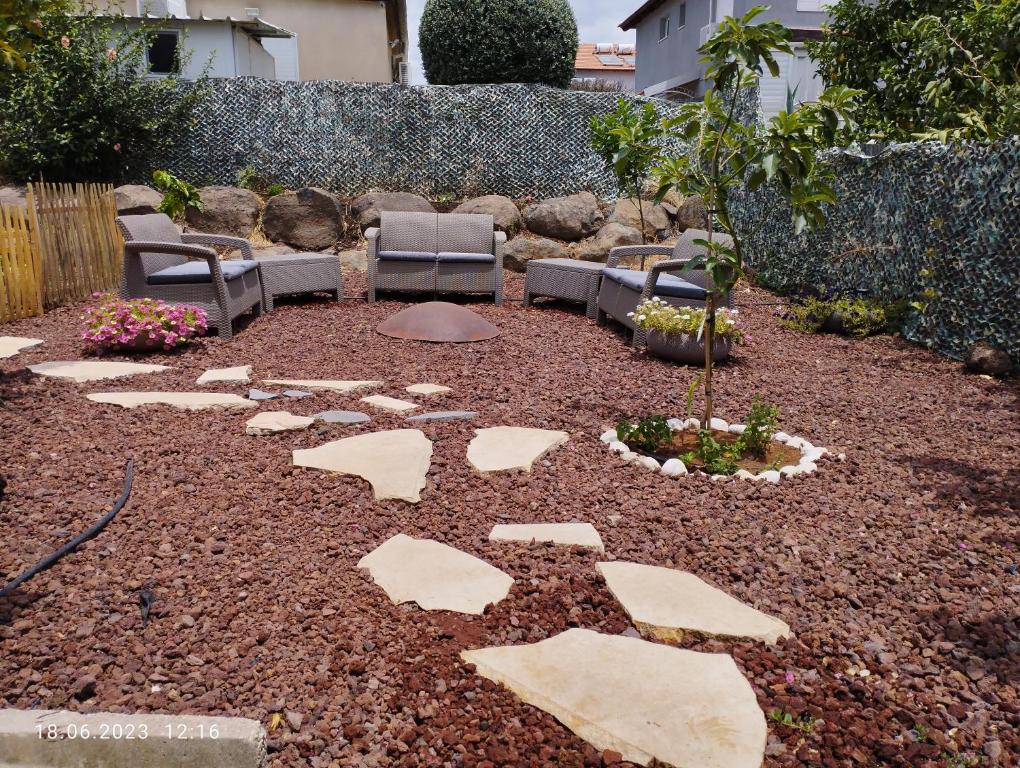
[616,416,671,453]
[264,183,285,197]
[781,296,895,337]
[733,396,779,457]
[153,170,202,220]
[419,0,578,88]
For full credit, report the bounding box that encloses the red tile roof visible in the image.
[575,44,636,72]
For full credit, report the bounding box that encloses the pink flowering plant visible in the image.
[81,294,207,352]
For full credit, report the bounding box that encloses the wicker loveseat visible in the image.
[116,213,264,340]
[366,211,505,304]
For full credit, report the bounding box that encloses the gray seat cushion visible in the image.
[603,268,708,301]
[147,259,259,285]
[437,252,495,264]
[378,250,437,262]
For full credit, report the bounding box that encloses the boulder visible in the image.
[0,185,26,209]
[114,185,163,216]
[262,187,342,251]
[608,198,671,238]
[965,342,1013,376]
[641,180,684,216]
[674,194,709,231]
[185,186,262,238]
[523,192,603,241]
[576,223,642,263]
[350,191,435,231]
[454,195,522,234]
[503,237,562,272]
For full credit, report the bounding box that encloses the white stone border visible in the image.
[601,418,844,483]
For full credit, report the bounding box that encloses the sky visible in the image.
[404,0,638,84]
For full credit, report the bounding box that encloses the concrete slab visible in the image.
[489,523,604,552]
[461,629,766,768]
[0,709,266,768]
[0,337,43,359]
[29,361,169,383]
[405,383,451,395]
[360,395,419,413]
[314,410,371,425]
[87,392,257,411]
[245,411,314,436]
[263,379,381,393]
[197,365,252,385]
[467,427,568,472]
[597,561,791,644]
[358,533,512,615]
[292,429,432,503]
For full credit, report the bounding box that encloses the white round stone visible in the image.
[785,436,807,450]
[600,429,618,444]
[660,459,687,477]
[709,417,729,432]
[728,423,747,434]
[773,431,791,443]
[620,451,639,462]
[756,470,781,484]
[780,465,803,477]
[636,456,660,471]
[683,418,700,430]
[797,461,818,474]
[666,418,684,430]
[608,441,629,454]
[735,469,757,480]
[801,446,827,463]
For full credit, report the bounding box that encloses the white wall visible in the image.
[261,36,299,81]
[759,45,824,118]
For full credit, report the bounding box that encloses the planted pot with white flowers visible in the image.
[628,298,744,364]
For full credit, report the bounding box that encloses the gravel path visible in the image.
[1,274,1017,768]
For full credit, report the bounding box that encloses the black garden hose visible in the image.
[0,459,134,599]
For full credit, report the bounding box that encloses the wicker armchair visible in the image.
[597,228,734,349]
[116,213,264,340]
[366,211,504,304]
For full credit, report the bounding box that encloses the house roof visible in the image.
[575,43,636,72]
[105,12,295,38]
[620,0,669,31]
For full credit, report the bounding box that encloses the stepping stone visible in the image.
[406,383,451,395]
[0,336,43,359]
[292,429,432,503]
[315,410,371,425]
[360,394,419,413]
[245,411,314,436]
[597,561,791,644]
[248,388,278,400]
[489,523,604,552]
[29,361,169,383]
[86,392,257,411]
[462,628,766,768]
[406,410,477,423]
[358,533,512,615]
[263,378,381,393]
[283,389,313,398]
[197,365,252,385]
[467,426,568,472]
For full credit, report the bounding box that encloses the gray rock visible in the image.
[338,248,367,273]
[114,184,163,215]
[454,195,522,234]
[674,195,709,231]
[406,410,478,422]
[350,191,435,231]
[315,410,371,424]
[503,238,562,272]
[965,341,1013,376]
[185,186,262,238]
[576,223,642,263]
[263,187,342,250]
[283,389,313,398]
[523,192,604,241]
[248,389,278,400]
[0,185,27,209]
[608,198,671,238]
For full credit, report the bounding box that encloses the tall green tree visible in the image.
[419,0,578,88]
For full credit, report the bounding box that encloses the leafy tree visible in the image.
[0,0,67,72]
[653,7,859,427]
[809,0,1020,142]
[0,8,208,182]
[419,0,578,88]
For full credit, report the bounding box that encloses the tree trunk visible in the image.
[633,176,648,245]
[702,212,716,430]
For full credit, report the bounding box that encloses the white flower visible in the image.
[626,312,634,317]
[637,314,646,321]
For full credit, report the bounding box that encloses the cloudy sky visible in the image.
[405,0,637,84]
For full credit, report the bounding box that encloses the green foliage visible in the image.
[419,0,578,88]
[809,0,1019,142]
[782,296,898,337]
[616,416,671,453]
[630,299,744,341]
[941,751,984,768]
[153,170,202,220]
[733,396,779,456]
[0,0,67,72]
[683,430,739,475]
[264,183,285,197]
[235,164,263,192]
[0,8,209,181]
[768,709,818,734]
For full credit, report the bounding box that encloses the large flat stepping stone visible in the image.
[406,410,477,423]
[358,533,512,615]
[0,336,43,359]
[87,392,257,411]
[29,361,169,382]
[489,523,604,552]
[292,429,432,502]
[315,410,371,424]
[406,383,451,395]
[461,628,766,768]
[246,411,314,435]
[597,561,791,644]
[361,394,419,413]
[263,378,381,393]
[467,426,568,472]
[197,365,252,384]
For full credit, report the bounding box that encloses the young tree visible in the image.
[654,7,859,427]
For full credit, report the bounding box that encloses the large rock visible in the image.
[503,237,562,272]
[454,195,522,234]
[965,341,1013,376]
[114,185,163,216]
[467,426,569,473]
[641,180,684,216]
[262,187,342,250]
[185,186,262,238]
[576,222,642,263]
[524,192,604,241]
[0,185,26,210]
[350,191,435,231]
[674,194,709,231]
[608,198,671,238]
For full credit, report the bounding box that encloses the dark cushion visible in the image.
[378,250,437,262]
[147,259,258,285]
[603,268,708,301]
[437,252,496,264]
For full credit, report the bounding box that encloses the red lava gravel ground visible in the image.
[1,272,1018,768]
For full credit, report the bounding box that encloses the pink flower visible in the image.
[106,48,117,60]
[784,671,796,684]
[60,35,70,48]
[113,143,121,152]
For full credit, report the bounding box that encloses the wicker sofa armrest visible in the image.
[181,233,254,260]
[493,230,506,269]
[641,258,709,301]
[124,241,219,261]
[606,244,675,269]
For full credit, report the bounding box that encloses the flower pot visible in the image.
[646,330,731,364]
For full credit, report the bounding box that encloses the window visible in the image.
[658,15,670,40]
[147,30,180,75]
[678,2,687,29]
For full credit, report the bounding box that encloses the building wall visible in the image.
[118,17,239,78]
[574,68,636,92]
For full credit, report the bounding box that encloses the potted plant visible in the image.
[81,294,207,353]
[628,298,744,363]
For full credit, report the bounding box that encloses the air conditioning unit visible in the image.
[398,60,410,86]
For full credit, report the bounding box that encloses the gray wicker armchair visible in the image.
[366,211,504,304]
[116,214,264,340]
[597,228,734,349]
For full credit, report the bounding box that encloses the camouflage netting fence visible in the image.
[730,138,1020,364]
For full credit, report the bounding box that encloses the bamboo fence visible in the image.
[0,202,44,323]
